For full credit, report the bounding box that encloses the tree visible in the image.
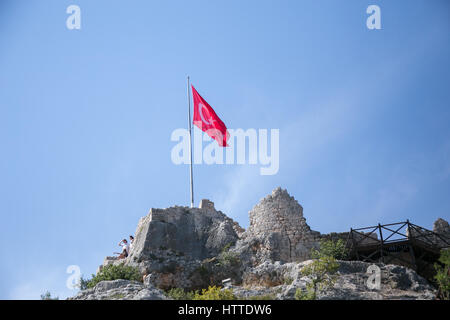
[434,249,450,300]
[40,291,58,300]
[296,256,340,300]
[311,239,348,260]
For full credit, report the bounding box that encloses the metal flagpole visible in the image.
[187,76,194,208]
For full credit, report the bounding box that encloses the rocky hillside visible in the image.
[71,260,436,300]
[70,187,449,300]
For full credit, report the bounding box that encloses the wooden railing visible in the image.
[346,220,450,268]
[347,220,450,250]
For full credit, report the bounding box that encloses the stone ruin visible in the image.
[236,187,322,264]
[198,199,215,211]
[433,218,450,236]
[129,202,243,262]
[98,187,328,288]
[123,187,332,270]
[95,186,449,293]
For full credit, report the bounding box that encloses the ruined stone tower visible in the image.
[244,187,321,262]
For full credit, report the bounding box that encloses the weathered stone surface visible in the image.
[234,187,321,265]
[433,218,450,236]
[71,260,437,300]
[71,187,440,300]
[407,218,450,248]
[68,280,168,300]
[239,260,437,300]
[199,199,215,210]
[130,205,240,262]
[92,204,243,292]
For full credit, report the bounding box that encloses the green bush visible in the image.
[40,291,58,300]
[434,249,450,300]
[295,285,316,300]
[215,242,240,267]
[193,286,237,300]
[79,263,142,290]
[311,239,348,260]
[221,242,233,253]
[166,288,196,300]
[296,256,340,300]
[218,250,240,267]
[283,276,293,285]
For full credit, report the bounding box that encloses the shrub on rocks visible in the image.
[434,249,450,300]
[79,263,142,290]
[193,286,236,300]
[311,239,348,260]
[166,288,196,300]
[296,256,340,300]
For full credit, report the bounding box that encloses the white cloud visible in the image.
[213,165,263,228]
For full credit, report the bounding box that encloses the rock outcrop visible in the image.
[71,187,446,300]
[236,260,437,300]
[130,204,241,262]
[99,200,243,291]
[71,260,437,300]
[68,280,167,300]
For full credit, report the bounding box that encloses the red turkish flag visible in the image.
[192,85,228,147]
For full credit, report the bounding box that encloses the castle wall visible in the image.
[245,187,321,262]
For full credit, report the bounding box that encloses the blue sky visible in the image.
[1,0,449,299]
